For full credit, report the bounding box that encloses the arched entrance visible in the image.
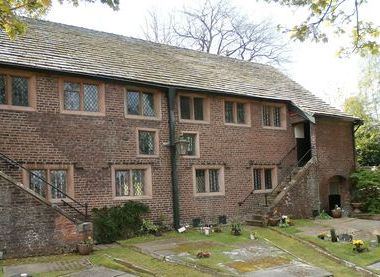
[328,175,346,212]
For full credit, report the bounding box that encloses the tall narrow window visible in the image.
[237,103,245,124]
[126,90,157,117]
[262,105,271,126]
[209,169,219,192]
[64,82,80,111]
[12,77,29,106]
[50,170,67,199]
[183,133,198,156]
[0,75,5,104]
[196,169,206,193]
[115,170,130,197]
[132,169,145,196]
[137,129,158,156]
[253,169,262,190]
[264,169,273,190]
[225,102,234,123]
[273,107,281,127]
[83,84,99,112]
[30,170,47,197]
[179,95,208,122]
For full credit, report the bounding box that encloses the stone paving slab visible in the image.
[367,261,380,271]
[65,266,135,277]
[4,259,91,277]
[244,261,333,277]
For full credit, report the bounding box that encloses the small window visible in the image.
[125,89,158,118]
[61,80,104,114]
[182,132,199,157]
[137,129,158,156]
[253,168,275,192]
[262,104,285,128]
[24,165,74,201]
[179,94,209,122]
[224,100,249,125]
[0,73,35,109]
[112,165,152,199]
[194,167,224,196]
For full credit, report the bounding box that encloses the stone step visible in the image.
[246,219,264,227]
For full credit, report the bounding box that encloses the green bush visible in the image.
[351,168,380,214]
[92,201,150,243]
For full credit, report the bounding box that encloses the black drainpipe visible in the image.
[167,87,180,229]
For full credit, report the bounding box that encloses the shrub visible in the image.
[351,168,380,214]
[141,219,159,235]
[92,201,149,243]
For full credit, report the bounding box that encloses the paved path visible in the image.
[65,266,135,277]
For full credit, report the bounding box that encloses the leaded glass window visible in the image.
[225,102,234,123]
[183,133,197,156]
[84,84,99,112]
[115,170,130,197]
[253,169,262,190]
[196,169,206,193]
[209,169,219,192]
[264,169,273,190]
[132,170,145,196]
[193,97,204,120]
[51,170,67,199]
[126,91,156,117]
[139,130,156,155]
[263,105,271,126]
[64,82,80,111]
[0,75,5,104]
[237,103,245,124]
[273,107,281,127]
[180,96,191,119]
[12,76,28,106]
[30,170,47,197]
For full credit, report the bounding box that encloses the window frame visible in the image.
[22,164,74,203]
[0,69,37,112]
[261,102,287,130]
[111,164,153,200]
[223,99,251,127]
[252,166,278,193]
[59,77,105,116]
[124,86,162,120]
[193,165,225,197]
[136,127,160,158]
[181,131,200,158]
[177,92,210,124]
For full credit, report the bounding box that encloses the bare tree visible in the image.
[142,0,290,65]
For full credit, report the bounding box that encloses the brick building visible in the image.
[0,19,360,258]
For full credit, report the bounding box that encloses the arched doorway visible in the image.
[328,175,346,212]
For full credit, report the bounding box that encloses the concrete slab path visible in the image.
[65,266,135,277]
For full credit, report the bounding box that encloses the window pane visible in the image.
[253,169,262,190]
[132,170,145,196]
[64,82,80,111]
[115,170,129,196]
[84,84,99,112]
[194,97,204,120]
[0,75,5,104]
[127,91,140,115]
[225,102,234,123]
[51,170,67,199]
[12,76,28,106]
[264,169,273,190]
[142,92,155,117]
[262,106,271,126]
[180,96,191,119]
[139,131,155,155]
[273,107,281,127]
[209,169,220,192]
[196,170,206,193]
[183,134,196,156]
[237,103,246,124]
[30,170,47,197]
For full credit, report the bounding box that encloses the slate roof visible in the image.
[0,18,356,120]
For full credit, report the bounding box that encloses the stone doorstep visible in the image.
[3,259,91,277]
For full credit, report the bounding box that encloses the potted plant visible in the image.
[331,205,342,218]
[351,190,364,214]
[77,236,94,255]
[231,222,242,236]
[352,240,368,253]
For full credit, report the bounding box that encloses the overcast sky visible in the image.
[45,0,380,109]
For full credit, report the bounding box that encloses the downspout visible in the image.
[167,87,180,230]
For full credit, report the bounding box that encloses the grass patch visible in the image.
[253,227,361,277]
[0,253,81,267]
[276,219,319,235]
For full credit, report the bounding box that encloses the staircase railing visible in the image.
[238,146,312,207]
[0,152,88,221]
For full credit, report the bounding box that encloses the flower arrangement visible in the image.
[279,215,291,228]
[352,240,368,253]
[77,236,94,255]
